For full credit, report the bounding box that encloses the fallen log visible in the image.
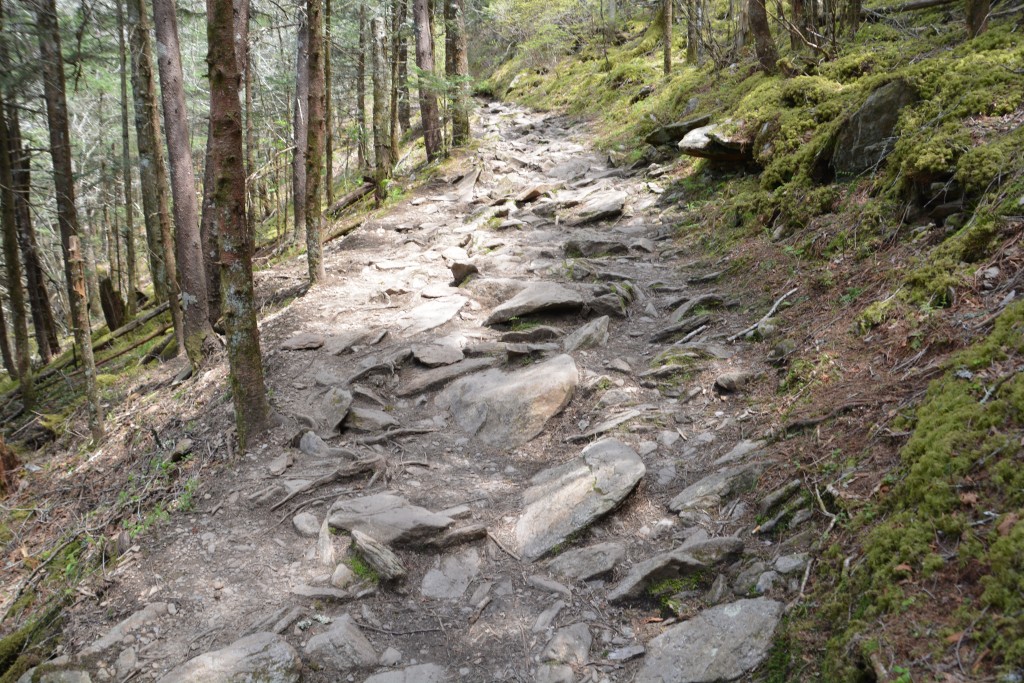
[327,182,374,217]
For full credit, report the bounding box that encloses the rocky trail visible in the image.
[34,102,818,683]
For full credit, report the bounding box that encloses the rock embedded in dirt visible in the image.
[541,623,592,665]
[17,670,93,683]
[303,615,377,672]
[714,438,766,466]
[563,233,629,258]
[607,537,743,603]
[449,261,479,284]
[714,370,757,393]
[328,493,454,545]
[499,325,562,343]
[832,79,918,176]
[397,357,498,396]
[155,632,301,683]
[292,512,320,538]
[483,282,587,326]
[545,542,625,582]
[437,354,578,448]
[514,438,645,561]
[363,664,448,683]
[645,115,713,146]
[634,598,783,683]
[331,563,356,589]
[323,328,385,355]
[412,343,465,367]
[669,463,765,513]
[570,190,627,225]
[420,548,481,599]
[397,296,467,336]
[678,122,753,163]
[775,552,809,575]
[342,407,399,433]
[563,315,609,352]
[280,332,325,351]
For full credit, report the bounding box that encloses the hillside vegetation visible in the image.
[480,1,1024,679]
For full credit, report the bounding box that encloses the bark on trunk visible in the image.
[966,0,989,37]
[116,0,138,319]
[152,0,217,367]
[324,0,334,207]
[371,16,394,202]
[749,0,778,73]
[32,0,103,438]
[391,0,406,156]
[397,3,411,134]
[445,0,470,146]
[663,0,673,75]
[305,0,327,284]
[292,10,310,243]
[0,300,13,378]
[413,0,442,161]
[357,6,369,175]
[206,0,271,448]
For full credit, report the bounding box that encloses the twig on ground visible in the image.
[727,287,798,342]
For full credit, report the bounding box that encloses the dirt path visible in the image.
[44,102,812,683]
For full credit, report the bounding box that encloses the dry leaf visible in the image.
[893,563,913,574]
[997,512,1020,537]
[960,492,978,505]
[945,631,964,644]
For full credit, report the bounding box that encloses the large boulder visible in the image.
[679,122,752,163]
[155,633,300,683]
[484,282,588,326]
[437,354,578,448]
[832,79,918,176]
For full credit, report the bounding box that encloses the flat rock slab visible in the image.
[304,615,377,672]
[571,190,627,225]
[564,233,629,258]
[545,542,625,582]
[514,439,645,561]
[563,316,609,352]
[325,328,385,355]
[669,463,765,513]
[412,343,465,367]
[608,537,744,603]
[484,282,587,326]
[397,296,466,336]
[343,407,399,432]
[281,332,325,351]
[420,548,481,599]
[634,598,783,683]
[499,325,563,343]
[155,632,300,683]
[397,357,498,397]
[328,493,454,545]
[437,354,579,448]
[363,664,448,683]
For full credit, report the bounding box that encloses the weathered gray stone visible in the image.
[420,548,481,599]
[534,665,574,683]
[714,439,766,466]
[499,325,562,343]
[668,464,765,513]
[398,357,498,396]
[514,439,645,561]
[280,332,325,350]
[363,664,448,683]
[563,316,609,352]
[541,623,592,665]
[484,283,587,326]
[571,190,627,225]
[832,79,918,176]
[438,354,578,448]
[775,553,809,576]
[545,542,625,582]
[412,343,465,367]
[293,512,320,538]
[324,328,384,355]
[607,537,743,603]
[343,407,399,432]
[331,563,356,589]
[450,261,479,283]
[397,296,467,336]
[679,122,752,163]
[564,233,628,258]
[304,615,377,672]
[634,598,783,682]
[155,633,301,683]
[328,493,454,545]
[645,115,712,146]
[308,387,354,434]
[714,370,757,393]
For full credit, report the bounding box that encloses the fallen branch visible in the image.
[270,455,383,510]
[351,427,438,445]
[862,0,957,17]
[326,182,373,216]
[727,287,798,342]
[351,529,406,581]
[778,401,871,436]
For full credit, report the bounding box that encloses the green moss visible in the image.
[346,552,380,583]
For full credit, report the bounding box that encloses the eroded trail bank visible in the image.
[41,102,812,683]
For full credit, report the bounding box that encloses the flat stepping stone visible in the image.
[437,354,578,448]
[420,283,458,298]
[397,296,466,336]
[397,357,498,397]
[343,407,399,432]
[563,316,609,352]
[155,633,301,683]
[607,537,744,603]
[634,598,783,683]
[563,233,629,258]
[545,542,625,582]
[412,343,465,367]
[484,283,587,326]
[281,332,325,350]
[570,190,626,225]
[328,493,453,545]
[669,294,725,323]
[324,328,386,355]
[514,439,645,561]
[304,615,377,672]
[363,664,448,683]
[420,548,481,600]
[669,463,765,513]
[499,325,563,343]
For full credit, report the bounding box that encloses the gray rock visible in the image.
[397,357,498,396]
[714,370,756,393]
[412,343,464,367]
[304,615,377,671]
[499,325,563,343]
[420,548,481,599]
[607,537,743,603]
[309,387,354,434]
[564,233,628,258]
[607,645,646,662]
[18,672,92,683]
[705,573,730,605]
[514,439,645,561]
[669,294,724,323]
[541,623,592,665]
[546,542,625,582]
[668,463,765,513]
[293,512,320,538]
[331,564,357,589]
[756,571,779,594]
[291,585,350,601]
[563,316,610,352]
[535,666,574,683]
[733,561,767,596]
[645,115,712,146]
[571,190,627,225]
[634,598,783,682]
[679,122,752,163]
[528,574,572,597]
[328,493,454,545]
[484,282,587,326]
[438,354,578,449]
[775,553,809,575]
[532,600,566,632]
[343,407,399,432]
[155,632,301,683]
[324,328,384,355]
[280,332,325,350]
[832,79,918,176]
[397,296,467,336]
[379,647,402,667]
[363,664,448,683]
[714,439,766,466]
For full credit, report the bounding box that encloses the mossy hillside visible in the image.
[819,300,1024,678]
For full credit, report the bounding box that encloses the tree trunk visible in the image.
[125,0,183,348]
[687,0,700,64]
[413,0,442,161]
[152,0,218,368]
[357,6,369,176]
[32,0,103,438]
[397,21,411,134]
[81,213,103,319]
[115,0,138,320]
[371,16,394,203]
[0,88,32,405]
[966,0,988,37]
[0,298,13,378]
[749,0,778,73]
[305,0,327,284]
[791,0,804,49]
[446,0,470,145]
[206,0,271,449]
[324,0,334,207]
[391,0,406,157]
[292,9,310,243]
[664,0,673,75]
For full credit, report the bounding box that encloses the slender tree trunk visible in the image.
[390,0,405,157]
[32,0,103,438]
[324,0,334,206]
[125,0,183,347]
[292,10,310,243]
[413,0,442,161]
[356,5,369,176]
[749,0,778,73]
[305,0,326,284]
[397,19,411,133]
[207,0,271,449]
[371,16,394,202]
[152,0,217,367]
[966,0,988,37]
[664,0,673,75]
[0,298,13,377]
[790,0,804,49]
[0,89,32,405]
[81,211,103,319]
[115,0,138,319]
[446,0,470,145]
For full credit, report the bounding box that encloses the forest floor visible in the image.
[4,100,925,682]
